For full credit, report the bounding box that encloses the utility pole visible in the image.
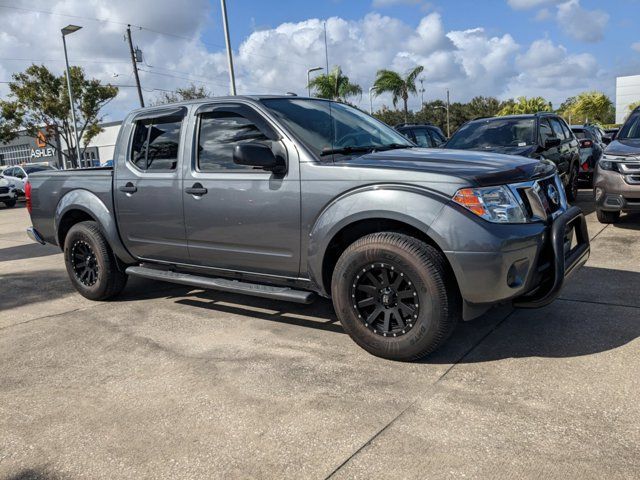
[419,78,425,107]
[126,25,145,107]
[220,0,236,95]
[323,21,329,75]
[369,87,375,115]
[446,88,451,137]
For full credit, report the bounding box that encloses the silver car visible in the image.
[1,164,56,194]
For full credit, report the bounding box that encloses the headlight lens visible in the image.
[599,154,622,171]
[453,185,528,223]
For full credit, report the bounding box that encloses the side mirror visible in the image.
[544,137,561,149]
[602,136,612,145]
[233,143,286,173]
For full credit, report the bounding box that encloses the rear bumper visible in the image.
[26,226,46,245]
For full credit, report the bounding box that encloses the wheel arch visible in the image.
[55,189,135,264]
[306,185,456,297]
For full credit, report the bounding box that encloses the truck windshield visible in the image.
[618,113,640,140]
[447,118,536,149]
[261,98,413,157]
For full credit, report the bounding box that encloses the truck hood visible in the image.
[604,139,640,157]
[334,147,554,186]
[444,144,538,158]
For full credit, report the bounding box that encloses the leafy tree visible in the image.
[152,84,213,105]
[564,91,613,124]
[308,66,362,102]
[372,66,424,123]
[466,96,503,119]
[628,101,640,115]
[498,96,552,116]
[0,65,117,168]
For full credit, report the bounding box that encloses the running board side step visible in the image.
[125,266,316,304]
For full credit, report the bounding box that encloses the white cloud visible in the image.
[534,8,552,21]
[556,0,609,43]
[633,42,640,53]
[0,1,612,118]
[507,0,562,10]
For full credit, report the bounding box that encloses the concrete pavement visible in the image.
[0,192,638,479]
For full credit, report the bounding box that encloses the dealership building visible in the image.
[0,121,122,169]
[616,74,640,124]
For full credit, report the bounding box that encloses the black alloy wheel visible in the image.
[71,239,100,286]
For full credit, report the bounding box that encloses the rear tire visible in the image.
[64,221,127,300]
[596,209,620,224]
[331,232,461,361]
[2,199,16,208]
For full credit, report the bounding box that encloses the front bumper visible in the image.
[594,168,640,212]
[0,190,17,201]
[513,206,589,308]
[444,206,589,316]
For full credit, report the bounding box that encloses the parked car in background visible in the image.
[444,113,581,201]
[603,127,619,144]
[1,164,56,194]
[571,125,605,186]
[594,107,640,223]
[24,96,589,361]
[395,123,447,148]
[0,176,17,208]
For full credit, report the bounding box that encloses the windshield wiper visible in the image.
[320,143,413,157]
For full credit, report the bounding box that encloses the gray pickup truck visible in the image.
[26,96,590,361]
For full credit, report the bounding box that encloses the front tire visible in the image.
[64,221,127,300]
[596,209,620,224]
[331,232,461,361]
[566,163,579,202]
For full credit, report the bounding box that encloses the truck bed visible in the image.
[28,168,114,247]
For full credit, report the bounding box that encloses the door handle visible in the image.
[185,183,208,196]
[119,182,137,194]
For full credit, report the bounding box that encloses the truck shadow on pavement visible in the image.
[0,242,60,262]
[173,265,640,364]
[3,468,63,480]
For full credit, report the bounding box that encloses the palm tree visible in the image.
[498,96,552,116]
[372,66,424,122]
[565,91,613,123]
[308,66,362,102]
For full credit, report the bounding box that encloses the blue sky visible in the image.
[1,0,639,119]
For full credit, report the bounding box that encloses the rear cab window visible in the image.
[548,117,568,142]
[129,109,186,172]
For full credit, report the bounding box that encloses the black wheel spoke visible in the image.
[357,297,375,308]
[365,272,381,288]
[351,262,421,338]
[71,240,99,287]
[357,284,377,295]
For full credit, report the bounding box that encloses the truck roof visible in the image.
[128,95,321,114]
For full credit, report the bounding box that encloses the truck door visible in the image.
[182,102,301,277]
[549,117,571,177]
[114,107,189,263]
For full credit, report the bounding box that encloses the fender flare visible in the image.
[306,184,449,295]
[55,189,136,264]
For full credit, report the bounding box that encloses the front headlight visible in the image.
[599,154,623,171]
[453,185,528,223]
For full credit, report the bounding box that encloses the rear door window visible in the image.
[428,128,446,146]
[130,114,184,172]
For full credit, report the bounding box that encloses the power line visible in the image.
[0,57,130,64]
[0,3,313,68]
[139,68,228,89]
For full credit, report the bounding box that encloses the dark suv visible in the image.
[444,113,581,201]
[395,123,447,148]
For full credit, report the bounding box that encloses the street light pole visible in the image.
[61,24,82,169]
[220,0,236,95]
[369,86,375,115]
[307,67,323,97]
[419,78,425,107]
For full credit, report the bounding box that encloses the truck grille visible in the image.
[0,187,9,195]
[618,161,640,185]
[512,174,566,221]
